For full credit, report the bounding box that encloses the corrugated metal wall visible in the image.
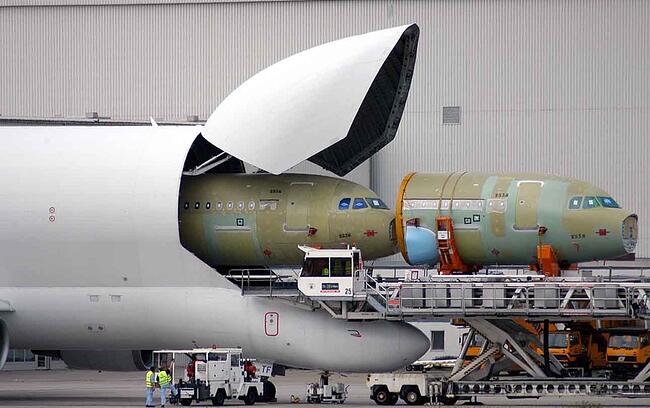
[1,0,648,256]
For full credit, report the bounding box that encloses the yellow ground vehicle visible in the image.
[547,330,608,375]
[462,333,485,364]
[607,332,650,378]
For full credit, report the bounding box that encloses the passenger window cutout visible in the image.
[205,202,211,210]
[216,201,223,210]
[227,201,233,210]
[353,198,367,209]
[598,196,620,208]
[338,198,351,210]
[568,197,582,209]
[260,200,278,211]
[582,196,600,209]
[183,202,190,210]
[194,202,200,209]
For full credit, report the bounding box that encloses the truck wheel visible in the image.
[243,388,257,405]
[180,399,192,407]
[263,381,276,401]
[372,387,391,405]
[212,389,226,406]
[403,387,421,405]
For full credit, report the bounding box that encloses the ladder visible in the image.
[435,216,474,274]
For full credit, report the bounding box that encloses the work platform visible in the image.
[232,268,650,322]
[230,262,650,386]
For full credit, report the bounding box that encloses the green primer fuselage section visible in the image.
[179,173,396,268]
[402,172,637,265]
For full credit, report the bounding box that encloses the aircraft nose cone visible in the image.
[353,321,429,372]
[395,322,431,366]
[622,214,638,254]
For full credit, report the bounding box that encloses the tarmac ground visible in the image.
[1,362,650,407]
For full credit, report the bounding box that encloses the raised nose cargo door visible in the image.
[285,182,312,231]
[514,181,543,230]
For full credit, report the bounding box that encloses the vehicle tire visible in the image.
[439,395,458,405]
[180,399,192,407]
[243,388,257,405]
[403,387,421,405]
[263,380,276,401]
[212,389,226,406]
[372,387,391,405]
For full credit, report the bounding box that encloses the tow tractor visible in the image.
[306,373,348,404]
[153,348,266,406]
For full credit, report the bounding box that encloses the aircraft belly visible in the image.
[0,287,427,373]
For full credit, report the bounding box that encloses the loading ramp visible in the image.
[231,250,650,396]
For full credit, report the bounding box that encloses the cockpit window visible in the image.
[353,198,368,209]
[582,196,600,209]
[366,198,389,210]
[598,196,620,208]
[338,198,351,210]
[568,197,582,209]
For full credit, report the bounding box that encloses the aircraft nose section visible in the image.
[622,214,638,254]
[356,210,399,259]
[393,322,431,367]
[355,321,430,372]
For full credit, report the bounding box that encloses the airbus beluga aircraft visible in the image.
[0,25,430,372]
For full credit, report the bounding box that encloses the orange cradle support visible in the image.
[536,244,560,277]
[436,216,473,274]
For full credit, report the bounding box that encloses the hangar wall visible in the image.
[0,0,648,257]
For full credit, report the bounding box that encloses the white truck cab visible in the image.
[297,245,367,301]
[153,348,265,406]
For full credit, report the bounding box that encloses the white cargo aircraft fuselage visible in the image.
[0,127,428,372]
[0,23,425,372]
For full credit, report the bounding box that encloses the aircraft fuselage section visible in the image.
[179,173,397,268]
[398,172,638,266]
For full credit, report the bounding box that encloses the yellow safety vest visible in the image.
[158,370,171,386]
[145,370,154,388]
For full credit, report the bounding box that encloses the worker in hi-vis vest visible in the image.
[145,366,157,407]
[157,366,177,407]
